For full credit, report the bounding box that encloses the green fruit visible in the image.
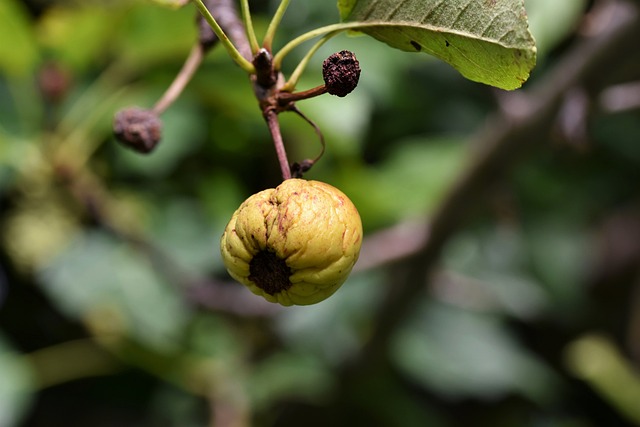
[220,179,363,306]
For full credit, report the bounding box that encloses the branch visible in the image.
[348,0,640,372]
[353,220,429,273]
[153,44,205,114]
[193,0,254,72]
[204,0,252,61]
[57,166,279,317]
[600,81,640,113]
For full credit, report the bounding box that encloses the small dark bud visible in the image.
[290,159,315,178]
[38,62,71,104]
[322,50,361,97]
[253,48,278,88]
[113,108,162,154]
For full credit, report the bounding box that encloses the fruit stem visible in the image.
[264,109,292,180]
[192,0,255,73]
[262,0,291,52]
[152,44,204,114]
[239,0,260,54]
[280,32,338,92]
[277,85,327,104]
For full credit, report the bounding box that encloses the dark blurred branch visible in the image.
[599,81,640,113]
[120,232,281,317]
[204,0,252,61]
[208,390,250,427]
[354,220,429,273]
[121,233,281,317]
[57,167,279,317]
[349,0,640,372]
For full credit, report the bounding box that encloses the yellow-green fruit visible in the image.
[220,179,363,306]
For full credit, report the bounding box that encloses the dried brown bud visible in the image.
[38,62,72,104]
[113,108,162,154]
[322,50,361,97]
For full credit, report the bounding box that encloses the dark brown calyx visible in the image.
[249,250,292,295]
[322,50,361,97]
[113,107,162,154]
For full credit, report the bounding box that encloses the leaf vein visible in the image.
[420,0,445,25]
[387,0,411,21]
[362,0,382,21]
[481,12,500,38]
[451,1,472,28]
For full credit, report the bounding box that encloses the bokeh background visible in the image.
[1,0,640,426]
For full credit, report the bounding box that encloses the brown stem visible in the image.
[264,109,292,180]
[54,163,279,317]
[277,85,328,105]
[152,44,204,115]
[290,105,326,160]
[599,81,640,113]
[353,221,430,273]
[286,105,326,178]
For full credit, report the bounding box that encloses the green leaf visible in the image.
[0,0,39,77]
[37,5,120,72]
[149,199,222,274]
[338,0,537,90]
[38,231,191,353]
[115,3,196,65]
[275,272,385,363]
[0,335,34,427]
[337,0,357,20]
[392,302,557,402]
[249,352,333,411]
[334,137,466,229]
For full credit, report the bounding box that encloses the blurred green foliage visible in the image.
[1,0,640,426]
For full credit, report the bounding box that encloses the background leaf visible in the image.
[337,0,357,20]
[524,0,587,57]
[338,0,536,89]
[38,231,191,353]
[392,301,558,402]
[36,5,118,73]
[0,336,34,427]
[2,0,640,425]
[0,0,39,77]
